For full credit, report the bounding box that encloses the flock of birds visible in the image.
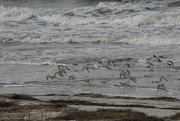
[46,55,177,93]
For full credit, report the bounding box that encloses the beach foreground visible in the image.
[0,93,180,121]
[1,0,180,120]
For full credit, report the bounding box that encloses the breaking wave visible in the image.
[0,1,180,45]
[38,13,180,26]
[0,58,57,65]
[37,2,180,26]
[1,34,180,44]
[0,5,33,22]
[121,14,180,26]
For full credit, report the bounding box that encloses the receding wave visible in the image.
[1,34,180,44]
[0,58,57,65]
[0,5,33,22]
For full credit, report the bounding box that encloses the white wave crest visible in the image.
[38,9,180,26]
[97,2,144,10]
[121,34,180,44]
[2,34,180,45]
[0,5,33,22]
[38,14,95,25]
[117,14,180,26]
[37,2,143,25]
[97,2,180,26]
[13,36,111,43]
[0,58,57,65]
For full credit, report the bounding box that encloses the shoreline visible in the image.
[1,64,179,99]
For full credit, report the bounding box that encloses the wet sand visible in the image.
[0,59,180,120]
[0,66,179,98]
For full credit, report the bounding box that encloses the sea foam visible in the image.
[0,5,33,22]
[37,2,180,26]
[1,34,180,45]
[119,14,180,26]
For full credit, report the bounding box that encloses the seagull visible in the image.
[108,60,116,66]
[82,67,95,73]
[156,84,167,93]
[128,77,137,83]
[46,75,55,80]
[68,75,76,81]
[160,77,168,82]
[123,63,131,68]
[54,71,64,77]
[119,82,130,87]
[167,60,174,66]
[146,62,154,68]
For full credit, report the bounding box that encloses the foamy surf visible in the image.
[38,13,180,26]
[1,34,180,44]
[37,2,180,26]
[2,84,26,87]
[0,5,33,22]
[118,14,180,26]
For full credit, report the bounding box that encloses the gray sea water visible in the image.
[0,0,180,98]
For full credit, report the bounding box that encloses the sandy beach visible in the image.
[0,56,180,121]
[0,62,180,120]
[1,0,180,120]
[0,93,180,121]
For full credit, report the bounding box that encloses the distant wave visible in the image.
[0,1,180,45]
[0,5,33,22]
[1,34,180,44]
[1,2,180,26]
[37,2,144,25]
[38,13,180,26]
[37,2,180,26]
[0,0,105,8]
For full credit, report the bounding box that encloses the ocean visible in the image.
[0,0,180,98]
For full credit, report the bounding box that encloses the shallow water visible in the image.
[0,0,180,98]
[0,44,180,98]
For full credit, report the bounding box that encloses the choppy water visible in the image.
[0,0,180,98]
